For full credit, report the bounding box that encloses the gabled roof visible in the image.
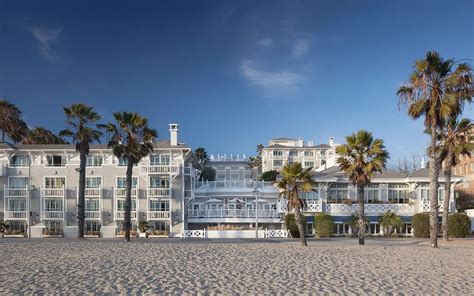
[409,168,457,179]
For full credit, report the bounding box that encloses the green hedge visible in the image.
[448,213,471,238]
[285,213,307,238]
[412,213,430,238]
[314,213,334,238]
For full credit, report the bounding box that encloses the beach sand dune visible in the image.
[0,238,472,294]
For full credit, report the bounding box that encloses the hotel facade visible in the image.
[0,125,469,238]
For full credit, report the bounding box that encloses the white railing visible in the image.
[84,188,101,197]
[4,187,28,197]
[114,188,138,197]
[182,229,206,238]
[85,211,101,219]
[140,165,179,175]
[325,203,415,214]
[41,211,64,220]
[148,188,171,197]
[41,187,65,197]
[4,210,28,220]
[187,209,280,219]
[265,229,288,238]
[305,200,323,212]
[420,201,448,212]
[114,211,138,220]
[194,180,275,190]
[147,211,171,220]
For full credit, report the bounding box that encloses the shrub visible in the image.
[379,211,403,237]
[412,213,430,238]
[314,213,334,238]
[285,213,307,238]
[259,170,278,182]
[448,213,471,238]
[199,167,216,181]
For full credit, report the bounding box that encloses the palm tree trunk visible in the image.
[77,149,86,238]
[442,161,453,242]
[429,124,440,248]
[294,206,307,247]
[124,156,133,242]
[357,184,365,245]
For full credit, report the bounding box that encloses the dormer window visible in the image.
[46,155,66,167]
[10,155,31,167]
[86,155,103,167]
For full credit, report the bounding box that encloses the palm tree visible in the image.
[105,112,157,242]
[23,127,68,144]
[59,104,103,238]
[379,211,403,237]
[0,99,28,143]
[336,130,389,245]
[194,147,208,164]
[275,162,316,246]
[256,144,264,156]
[439,117,473,241]
[397,51,472,248]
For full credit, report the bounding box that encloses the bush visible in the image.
[412,213,430,238]
[199,167,216,181]
[285,213,307,238]
[314,213,334,238]
[259,170,278,182]
[448,213,471,238]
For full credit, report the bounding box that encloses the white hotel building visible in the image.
[0,126,468,238]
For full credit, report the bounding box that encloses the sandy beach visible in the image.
[0,238,472,294]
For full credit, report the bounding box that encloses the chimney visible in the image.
[420,157,426,169]
[297,137,304,147]
[169,123,179,146]
[329,137,334,146]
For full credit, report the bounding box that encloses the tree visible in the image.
[439,117,473,241]
[336,130,389,245]
[248,156,262,170]
[256,144,264,156]
[379,211,403,237]
[23,127,68,144]
[397,51,472,248]
[0,99,28,143]
[105,112,157,242]
[194,147,209,164]
[275,162,316,246]
[59,104,103,238]
[199,167,216,181]
[259,170,278,182]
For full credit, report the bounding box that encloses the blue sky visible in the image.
[0,0,473,165]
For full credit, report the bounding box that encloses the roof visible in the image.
[265,143,331,149]
[409,168,458,179]
[314,144,331,149]
[270,137,295,141]
[314,166,408,180]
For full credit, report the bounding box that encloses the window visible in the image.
[46,155,66,167]
[273,160,283,168]
[10,155,31,167]
[150,199,169,211]
[327,184,348,203]
[150,176,169,188]
[9,177,28,188]
[320,151,326,158]
[86,155,103,167]
[420,187,445,202]
[216,173,226,181]
[8,199,26,211]
[45,199,63,211]
[364,184,379,203]
[388,184,409,203]
[301,191,319,200]
[117,199,137,211]
[470,162,474,172]
[118,157,128,166]
[85,199,100,211]
[304,161,314,168]
[45,177,65,188]
[289,150,298,157]
[117,177,138,188]
[150,154,170,165]
[85,221,101,234]
[86,177,101,188]
[304,151,314,157]
[273,150,283,157]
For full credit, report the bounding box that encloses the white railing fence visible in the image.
[265,229,288,238]
[187,209,280,219]
[182,229,206,238]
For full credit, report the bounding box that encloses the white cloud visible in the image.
[30,27,61,61]
[291,39,309,58]
[257,38,273,47]
[240,60,303,97]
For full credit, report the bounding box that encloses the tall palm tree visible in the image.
[397,51,472,247]
[23,127,68,144]
[59,104,103,238]
[439,117,473,241]
[105,112,157,242]
[194,147,208,164]
[0,99,28,143]
[275,162,316,246]
[256,144,264,156]
[336,130,389,245]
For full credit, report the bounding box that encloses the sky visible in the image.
[0,0,473,166]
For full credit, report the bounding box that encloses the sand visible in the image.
[0,238,473,294]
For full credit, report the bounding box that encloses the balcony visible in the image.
[194,180,275,191]
[85,211,101,220]
[4,210,28,220]
[148,188,171,197]
[187,209,280,219]
[84,188,101,197]
[114,187,138,197]
[114,211,138,220]
[325,203,415,214]
[147,211,170,220]
[4,187,28,197]
[41,188,65,197]
[140,165,179,175]
[41,211,64,220]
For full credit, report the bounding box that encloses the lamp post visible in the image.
[253,186,259,239]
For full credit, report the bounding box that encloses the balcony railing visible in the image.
[84,188,101,197]
[194,180,275,190]
[41,187,65,197]
[187,209,280,219]
[114,188,138,197]
[140,165,179,175]
[325,203,415,214]
[41,211,64,220]
[114,211,138,220]
[85,211,101,219]
[4,187,28,197]
[419,201,448,212]
[148,188,171,197]
[147,211,170,220]
[4,210,28,220]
